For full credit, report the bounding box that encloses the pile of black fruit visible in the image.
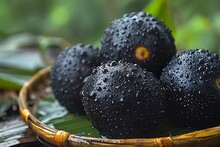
[50,11,220,139]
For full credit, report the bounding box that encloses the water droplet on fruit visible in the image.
[80,51,87,57]
[136,91,139,97]
[126,74,131,78]
[103,69,108,74]
[96,87,102,91]
[110,61,117,66]
[103,78,108,82]
[90,92,97,98]
[81,59,86,64]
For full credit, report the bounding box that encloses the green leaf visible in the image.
[36,95,195,138]
[0,50,45,71]
[0,34,47,90]
[36,95,99,137]
[174,15,216,51]
[0,71,32,90]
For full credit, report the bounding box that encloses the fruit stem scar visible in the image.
[135,46,150,61]
[216,78,220,89]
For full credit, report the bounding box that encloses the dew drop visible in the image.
[96,87,102,91]
[110,61,117,66]
[103,78,108,82]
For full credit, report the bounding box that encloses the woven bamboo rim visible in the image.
[18,67,220,147]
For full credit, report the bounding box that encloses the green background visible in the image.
[1,0,220,89]
[1,0,220,52]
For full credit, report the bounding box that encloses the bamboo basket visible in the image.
[18,67,220,147]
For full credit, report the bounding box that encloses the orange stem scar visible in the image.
[216,78,220,89]
[135,46,150,61]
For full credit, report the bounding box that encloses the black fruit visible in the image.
[81,61,166,138]
[101,11,176,77]
[160,49,220,129]
[50,44,100,114]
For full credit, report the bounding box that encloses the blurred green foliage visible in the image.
[171,0,220,54]
[1,0,220,51]
[0,0,149,44]
[0,0,220,90]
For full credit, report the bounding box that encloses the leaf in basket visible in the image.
[36,95,99,137]
[0,34,47,90]
[0,50,45,71]
[0,72,32,90]
[33,79,196,139]
[36,95,196,138]
[151,117,195,137]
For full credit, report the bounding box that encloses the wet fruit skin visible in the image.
[81,61,166,138]
[101,11,176,77]
[160,49,220,129]
[50,44,100,114]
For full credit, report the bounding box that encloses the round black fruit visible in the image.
[101,11,176,77]
[50,44,100,114]
[81,61,166,138]
[160,49,220,129]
